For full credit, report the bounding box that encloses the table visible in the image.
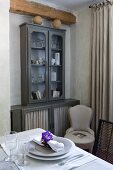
[0,128,113,170]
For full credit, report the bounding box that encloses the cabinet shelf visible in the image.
[31,47,45,50]
[32,97,46,101]
[32,81,45,84]
[51,81,62,83]
[51,48,62,51]
[50,65,62,67]
[31,64,45,67]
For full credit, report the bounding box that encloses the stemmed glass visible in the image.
[17,135,29,166]
[4,131,17,162]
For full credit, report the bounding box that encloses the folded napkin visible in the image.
[33,131,64,152]
[48,140,64,152]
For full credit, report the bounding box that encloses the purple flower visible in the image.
[42,131,53,143]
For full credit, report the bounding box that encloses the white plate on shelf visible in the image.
[28,137,74,157]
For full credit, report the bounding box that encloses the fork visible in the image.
[57,154,84,166]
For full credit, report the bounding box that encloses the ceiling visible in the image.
[30,0,103,11]
[42,0,99,10]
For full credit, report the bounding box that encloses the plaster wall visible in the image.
[0,0,10,135]
[70,7,91,105]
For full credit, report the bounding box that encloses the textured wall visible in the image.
[10,14,33,105]
[0,0,10,135]
[70,8,91,105]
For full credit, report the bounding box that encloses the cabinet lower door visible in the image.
[53,106,70,137]
[23,108,50,131]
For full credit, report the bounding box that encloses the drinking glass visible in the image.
[17,135,29,166]
[4,131,17,162]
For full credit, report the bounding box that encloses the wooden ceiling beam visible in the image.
[10,0,76,25]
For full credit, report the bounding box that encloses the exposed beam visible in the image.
[10,0,76,25]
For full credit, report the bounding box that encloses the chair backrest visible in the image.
[93,119,113,164]
[69,105,93,132]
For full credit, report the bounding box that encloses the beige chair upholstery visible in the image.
[64,105,95,153]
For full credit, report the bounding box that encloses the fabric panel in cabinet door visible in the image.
[53,106,70,136]
[25,109,49,130]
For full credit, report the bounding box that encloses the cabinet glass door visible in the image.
[49,31,65,100]
[28,29,48,103]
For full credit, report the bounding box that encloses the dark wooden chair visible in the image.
[93,119,113,164]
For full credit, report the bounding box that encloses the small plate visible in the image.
[28,137,74,157]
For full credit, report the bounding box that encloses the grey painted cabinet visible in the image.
[20,23,65,105]
[11,23,80,136]
[11,99,80,136]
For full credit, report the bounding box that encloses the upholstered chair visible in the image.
[64,105,95,153]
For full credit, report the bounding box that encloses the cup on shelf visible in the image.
[51,58,56,65]
[55,53,60,65]
[37,74,44,82]
[36,90,42,99]
[53,90,60,98]
[36,60,39,64]
[36,39,45,48]
[38,57,43,65]
[51,41,57,49]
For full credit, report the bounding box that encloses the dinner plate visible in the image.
[27,142,75,161]
[28,137,75,159]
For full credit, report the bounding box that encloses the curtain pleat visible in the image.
[102,6,109,121]
[99,7,103,119]
[90,4,113,131]
[95,9,100,125]
[108,5,113,121]
[91,9,97,130]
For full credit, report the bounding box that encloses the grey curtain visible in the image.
[90,3,113,131]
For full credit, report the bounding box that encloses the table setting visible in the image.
[0,128,113,170]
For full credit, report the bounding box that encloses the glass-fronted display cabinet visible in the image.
[49,31,65,100]
[20,23,65,105]
[30,30,48,102]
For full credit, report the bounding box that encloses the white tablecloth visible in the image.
[0,128,113,170]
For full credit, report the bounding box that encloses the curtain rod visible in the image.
[89,0,113,8]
